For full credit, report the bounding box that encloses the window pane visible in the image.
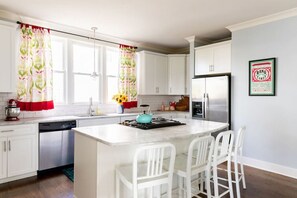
[52,40,64,71]
[106,47,119,76]
[74,74,99,103]
[73,44,99,74]
[53,72,65,103]
[107,77,118,103]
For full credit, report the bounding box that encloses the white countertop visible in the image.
[73,118,228,146]
[0,111,189,126]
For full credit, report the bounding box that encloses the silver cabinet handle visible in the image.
[8,140,11,151]
[3,141,6,152]
[1,130,14,133]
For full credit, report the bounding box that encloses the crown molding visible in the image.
[227,7,297,32]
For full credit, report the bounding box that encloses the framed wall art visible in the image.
[249,58,276,96]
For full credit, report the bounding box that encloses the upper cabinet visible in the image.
[0,20,17,92]
[194,41,231,76]
[168,55,186,95]
[138,51,168,95]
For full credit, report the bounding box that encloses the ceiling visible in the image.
[1,0,297,51]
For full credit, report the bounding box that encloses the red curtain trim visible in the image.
[17,101,54,111]
[120,44,137,49]
[20,23,50,32]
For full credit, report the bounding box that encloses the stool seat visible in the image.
[115,142,176,198]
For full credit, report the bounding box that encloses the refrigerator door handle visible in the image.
[204,93,209,120]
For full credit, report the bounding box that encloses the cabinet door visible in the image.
[7,135,37,177]
[0,137,7,179]
[168,56,186,95]
[143,53,156,94]
[213,42,231,73]
[154,55,168,94]
[0,22,16,92]
[195,47,213,76]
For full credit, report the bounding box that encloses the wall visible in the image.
[0,93,183,119]
[231,16,297,171]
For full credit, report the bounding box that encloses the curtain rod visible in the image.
[16,21,137,48]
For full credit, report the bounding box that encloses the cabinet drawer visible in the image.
[0,124,37,137]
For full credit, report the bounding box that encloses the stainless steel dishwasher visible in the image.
[38,120,76,171]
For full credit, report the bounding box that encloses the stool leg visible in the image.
[240,150,247,189]
[212,164,219,198]
[186,176,192,198]
[227,159,234,198]
[178,176,183,198]
[234,158,241,198]
[205,170,212,198]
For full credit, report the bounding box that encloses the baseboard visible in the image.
[0,171,37,184]
[241,156,297,179]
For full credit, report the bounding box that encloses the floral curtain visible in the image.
[17,24,54,111]
[119,44,137,101]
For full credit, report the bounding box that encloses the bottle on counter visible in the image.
[161,102,165,111]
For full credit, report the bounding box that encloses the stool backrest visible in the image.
[187,136,215,175]
[133,143,176,184]
[235,126,246,153]
[213,130,234,163]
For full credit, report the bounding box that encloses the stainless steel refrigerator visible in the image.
[191,75,230,125]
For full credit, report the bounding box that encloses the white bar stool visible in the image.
[218,127,247,198]
[115,142,176,198]
[173,136,215,198]
[212,130,234,198]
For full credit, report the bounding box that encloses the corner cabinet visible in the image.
[168,55,186,95]
[0,20,17,93]
[0,124,38,183]
[138,51,168,95]
[194,41,231,76]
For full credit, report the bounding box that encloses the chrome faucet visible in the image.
[89,97,95,116]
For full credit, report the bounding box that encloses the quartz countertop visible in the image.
[73,118,228,146]
[0,111,188,126]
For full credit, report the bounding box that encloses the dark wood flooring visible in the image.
[0,165,297,198]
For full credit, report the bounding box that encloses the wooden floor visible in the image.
[0,165,297,198]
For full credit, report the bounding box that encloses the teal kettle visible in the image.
[136,104,153,124]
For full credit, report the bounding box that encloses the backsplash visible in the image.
[0,93,186,120]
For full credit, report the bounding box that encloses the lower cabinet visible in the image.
[0,124,38,182]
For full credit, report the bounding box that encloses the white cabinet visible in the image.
[0,20,17,92]
[194,41,231,76]
[138,51,168,95]
[0,124,38,181]
[78,117,121,127]
[168,55,186,95]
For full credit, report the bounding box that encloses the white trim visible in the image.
[227,7,297,32]
[241,156,297,179]
[0,172,37,184]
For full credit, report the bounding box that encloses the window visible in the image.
[51,35,120,105]
[52,37,66,104]
[106,47,120,103]
[72,43,100,103]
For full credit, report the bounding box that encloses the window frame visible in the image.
[51,32,120,105]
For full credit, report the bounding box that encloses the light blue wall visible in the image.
[231,16,297,169]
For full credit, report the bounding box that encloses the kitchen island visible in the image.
[73,118,228,198]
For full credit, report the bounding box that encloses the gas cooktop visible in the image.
[120,117,186,130]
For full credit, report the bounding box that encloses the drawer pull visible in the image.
[1,130,14,133]
[8,140,11,151]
